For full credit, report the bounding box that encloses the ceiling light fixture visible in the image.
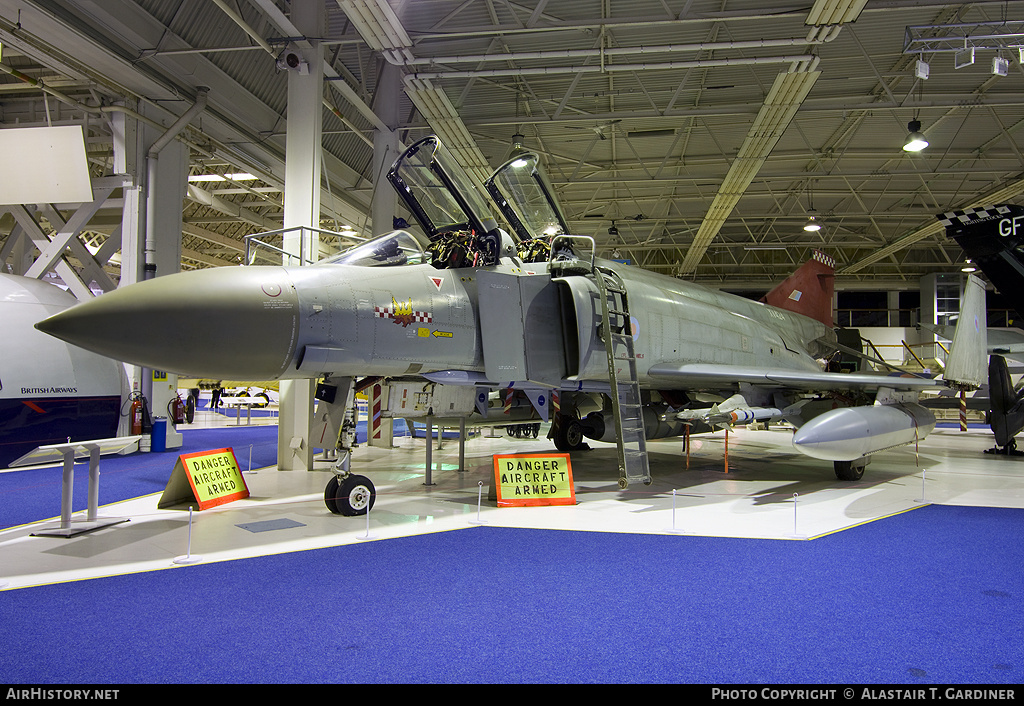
[803,215,822,232]
[954,46,975,69]
[903,120,929,152]
[188,172,257,182]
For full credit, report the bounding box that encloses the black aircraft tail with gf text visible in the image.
[937,205,1024,321]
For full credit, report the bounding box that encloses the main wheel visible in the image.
[333,475,376,516]
[552,416,584,451]
[834,459,866,481]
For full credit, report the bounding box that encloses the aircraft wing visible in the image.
[647,362,943,392]
[922,323,1024,356]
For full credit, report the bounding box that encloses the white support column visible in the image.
[112,102,146,409]
[371,62,401,236]
[887,290,900,328]
[112,99,190,450]
[277,0,325,472]
[144,115,188,451]
[367,63,401,448]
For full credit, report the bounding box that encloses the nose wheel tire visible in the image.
[325,474,376,516]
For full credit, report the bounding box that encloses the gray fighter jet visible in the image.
[36,137,984,515]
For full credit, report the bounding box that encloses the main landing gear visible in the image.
[325,473,376,516]
[833,458,868,481]
[552,416,584,451]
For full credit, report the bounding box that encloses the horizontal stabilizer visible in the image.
[760,250,835,327]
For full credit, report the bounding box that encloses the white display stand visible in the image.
[10,435,141,538]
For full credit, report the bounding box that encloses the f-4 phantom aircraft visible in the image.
[37,137,983,514]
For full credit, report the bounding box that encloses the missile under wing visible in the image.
[36,137,982,514]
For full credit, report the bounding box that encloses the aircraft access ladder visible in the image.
[551,236,651,489]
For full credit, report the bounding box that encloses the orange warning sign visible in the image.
[158,447,249,510]
[492,452,575,507]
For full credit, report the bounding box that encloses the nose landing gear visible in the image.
[325,471,376,516]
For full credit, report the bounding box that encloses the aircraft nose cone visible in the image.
[36,267,300,379]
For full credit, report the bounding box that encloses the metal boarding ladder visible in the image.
[548,235,650,488]
[592,264,651,489]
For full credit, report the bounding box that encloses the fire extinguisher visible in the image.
[170,394,186,425]
[130,393,144,435]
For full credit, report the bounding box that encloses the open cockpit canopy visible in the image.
[386,136,499,242]
[485,152,570,242]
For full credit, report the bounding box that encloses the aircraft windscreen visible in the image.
[486,153,569,240]
[317,230,426,267]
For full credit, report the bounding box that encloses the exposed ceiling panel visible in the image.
[2,0,1024,293]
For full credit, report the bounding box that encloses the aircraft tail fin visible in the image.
[943,273,988,390]
[988,354,1024,447]
[938,205,1024,322]
[760,250,835,327]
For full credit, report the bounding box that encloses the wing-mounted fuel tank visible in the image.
[792,398,936,463]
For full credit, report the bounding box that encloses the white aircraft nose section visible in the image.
[36,267,301,379]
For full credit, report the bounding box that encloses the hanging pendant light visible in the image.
[903,120,928,152]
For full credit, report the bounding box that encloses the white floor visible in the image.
[2,418,1023,591]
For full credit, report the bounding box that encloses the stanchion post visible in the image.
[786,492,807,539]
[424,415,435,486]
[357,499,377,541]
[469,481,488,525]
[173,506,203,565]
[667,488,690,534]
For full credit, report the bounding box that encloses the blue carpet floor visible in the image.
[0,503,1021,684]
[2,423,1021,684]
[0,420,406,530]
[0,426,279,531]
